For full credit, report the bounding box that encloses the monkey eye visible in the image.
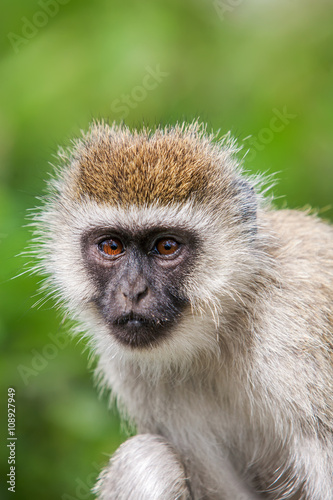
[154,238,180,256]
[98,238,124,257]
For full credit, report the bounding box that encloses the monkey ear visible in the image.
[232,178,257,233]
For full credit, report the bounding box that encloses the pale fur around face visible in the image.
[31,123,333,500]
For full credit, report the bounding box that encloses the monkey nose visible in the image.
[120,283,149,304]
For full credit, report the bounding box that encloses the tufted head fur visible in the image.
[56,121,259,217]
[63,122,235,202]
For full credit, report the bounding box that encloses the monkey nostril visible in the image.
[137,286,148,302]
[121,285,149,303]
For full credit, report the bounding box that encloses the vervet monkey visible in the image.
[32,122,333,499]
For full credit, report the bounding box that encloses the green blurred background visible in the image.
[1,0,333,498]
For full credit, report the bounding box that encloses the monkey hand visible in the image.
[93,434,191,500]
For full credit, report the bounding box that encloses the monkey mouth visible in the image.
[112,312,170,348]
[115,313,154,328]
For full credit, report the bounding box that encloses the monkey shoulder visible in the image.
[263,208,333,278]
[257,208,333,411]
[262,208,333,322]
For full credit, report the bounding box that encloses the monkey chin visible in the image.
[110,313,172,349]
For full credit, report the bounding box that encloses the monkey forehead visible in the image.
[66,123,237,206]
[58,198,219,236]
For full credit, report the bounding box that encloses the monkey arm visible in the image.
[93,434,191,500]
[93,433,263,500]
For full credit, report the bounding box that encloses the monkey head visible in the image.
[33,122,265,362]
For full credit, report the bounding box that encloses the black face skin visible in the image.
[81,226,198,348]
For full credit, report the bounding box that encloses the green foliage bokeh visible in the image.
[1,0,333,498]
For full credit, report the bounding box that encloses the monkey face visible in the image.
[81,225,198,348]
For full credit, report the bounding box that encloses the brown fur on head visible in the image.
[60,121,247,209]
